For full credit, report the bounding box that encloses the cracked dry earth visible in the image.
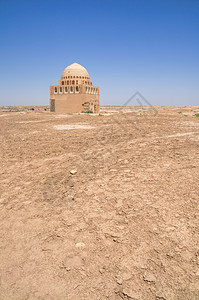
[0,106,199,300]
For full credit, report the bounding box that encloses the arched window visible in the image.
[64,87,67,93]
[93,88,95,94]
[67,80,69,85]
[88,87,90,93]
[75,86,79,93]
[76,80,78,84]
[59,87,63,93]
[72,80,75,85]
[70,86,73,93]
[54,87,57,94]
[62,81,64,85]
[86,87,88,93]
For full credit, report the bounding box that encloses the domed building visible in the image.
[50,63,100,113]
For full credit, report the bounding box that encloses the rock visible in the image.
[70,170,77,175]
[115,275,123,285]
[73,284,79,289]
[62,267,71,271]
[143,271,156,282]
[123,288,140,299]
[75,242,86,249]
[99,268,105,274]
[165,226,176,232]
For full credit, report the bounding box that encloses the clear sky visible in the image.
[0,0,198,107]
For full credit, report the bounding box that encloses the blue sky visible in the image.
[0,0,198,106]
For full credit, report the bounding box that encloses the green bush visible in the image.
[195,113,199,117]
[81,110,93,114]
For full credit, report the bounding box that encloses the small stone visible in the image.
[165,226,176,232]
[75,242,86,249]
[143,271,156,282]
[73,284,79,289]
[99,268,104,274]
[123,289,140,299]
[115,275,123,285]
[70,170,77,175]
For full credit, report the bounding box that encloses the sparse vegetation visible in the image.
[81,110,93,114]
[195,113,199,117]
[0,106,50,112]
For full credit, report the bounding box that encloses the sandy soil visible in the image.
[0,106,199,300]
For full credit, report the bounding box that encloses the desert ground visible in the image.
[0,105,199,300]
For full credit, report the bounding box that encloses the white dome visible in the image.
[62,63,89,78]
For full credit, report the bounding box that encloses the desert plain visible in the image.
[0,105,199,299]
